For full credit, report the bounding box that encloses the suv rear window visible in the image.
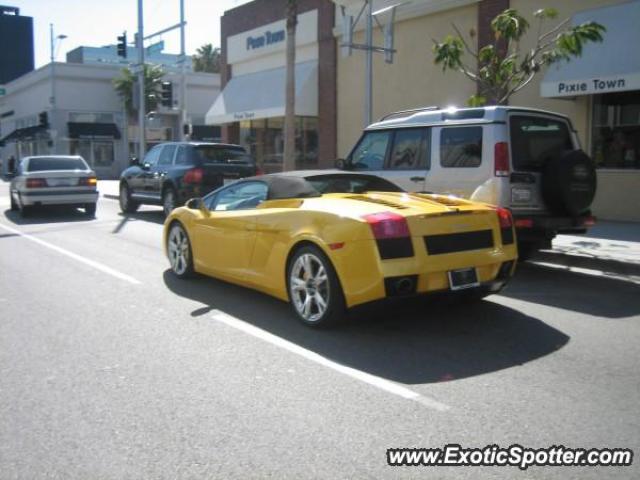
[194,146,253,165]
[509,115,573,171]
[28,157,88,172]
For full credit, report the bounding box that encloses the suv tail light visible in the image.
[26,178,47,188]
[78,176,97,186]
[363,212,414,259]
[363,212,410,239]
[183,167,204,184]
[496,207,514,245]
[494,142,510,177]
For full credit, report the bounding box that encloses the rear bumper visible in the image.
[20,190,99,206]
[513,213,594,242]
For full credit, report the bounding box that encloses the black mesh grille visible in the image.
[424,230,493,255]
[376,238,414,259]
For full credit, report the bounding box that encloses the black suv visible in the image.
[119,142,258,216]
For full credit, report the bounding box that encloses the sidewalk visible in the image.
[95,181,640,277]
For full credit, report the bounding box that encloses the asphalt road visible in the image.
[0,181,638,480]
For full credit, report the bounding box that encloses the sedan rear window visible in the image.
[509,116,573,171]
[28,157,88,172]
[194,147,254,165]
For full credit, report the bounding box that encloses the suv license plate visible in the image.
[448,267,479,291]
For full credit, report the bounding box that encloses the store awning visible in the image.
[541,1,640,98]
[205,60,318,125]
[67,122,121,139]
[0,125,47,144]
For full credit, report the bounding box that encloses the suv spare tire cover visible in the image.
[541,150,596,216]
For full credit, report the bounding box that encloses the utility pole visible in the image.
[49,23,56,153]
[364,0,373,127]
[137,0,146,159]
[179,0,187,141]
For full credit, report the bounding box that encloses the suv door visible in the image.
[147,144,177,196]
[130,145,162,196]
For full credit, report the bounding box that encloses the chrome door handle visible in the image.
[410,176,425,182]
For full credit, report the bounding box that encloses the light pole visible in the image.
[179,0,187,141]
[137,0,146,160]
[49,23,67,153]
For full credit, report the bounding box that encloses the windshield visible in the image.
[194,146,254,165]
[305,174,404,194]
[27,157,88,172]
[509,115,573,171]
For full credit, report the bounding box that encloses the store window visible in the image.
[70,139,115,168]
[592,91,640,169]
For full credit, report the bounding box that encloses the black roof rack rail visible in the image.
[377,106,439,122]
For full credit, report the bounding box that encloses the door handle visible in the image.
[410,176,425,182]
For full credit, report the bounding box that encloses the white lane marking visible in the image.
[211,310,451,412]
[0,222,141,285]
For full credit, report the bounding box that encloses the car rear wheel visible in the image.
[167,223,194,278]
[10,192,17,211]
[119,182,139,213]
[85,203,97,217]
[162,187,177,217]
[287,246,345,327]
[18,197,31,217]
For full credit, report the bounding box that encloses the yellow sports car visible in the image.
[164,172,517,327]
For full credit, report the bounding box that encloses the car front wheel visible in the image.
[119,182,139,213]
[287,246,345,327]
[167,223,194,278]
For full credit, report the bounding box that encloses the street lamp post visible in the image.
[49,23,67,154]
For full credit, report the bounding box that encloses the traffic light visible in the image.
[117,32,127,58]
[38,111,48,128]
[160,81,173,107]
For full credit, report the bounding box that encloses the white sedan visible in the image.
[10,156,99,217]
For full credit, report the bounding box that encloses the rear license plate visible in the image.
[47,178,77,187]
[448,267,479,291]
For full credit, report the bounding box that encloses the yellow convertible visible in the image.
[164,172,517,327]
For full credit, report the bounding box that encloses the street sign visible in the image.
[146,40,165,56]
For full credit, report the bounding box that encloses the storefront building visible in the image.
[207,0,336,172]
[1,61,220,178]
[333,0,640,221]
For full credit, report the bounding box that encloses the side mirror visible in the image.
[335,158,347,170]
[186,197,208,214]
[129,156,139,166]
[141,162,151,171]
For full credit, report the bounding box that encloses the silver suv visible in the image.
[338,106,597,258]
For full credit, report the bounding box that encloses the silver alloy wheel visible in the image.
[163,189,176,216]
[168,225,190,275]
[290,253,330,323]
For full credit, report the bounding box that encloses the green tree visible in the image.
[112,64,165,115]
[192,44,221,73]
[432,8,606,106]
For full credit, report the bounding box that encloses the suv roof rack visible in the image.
[377,106,439,122]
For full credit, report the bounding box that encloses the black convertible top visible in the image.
[254,174,322,200]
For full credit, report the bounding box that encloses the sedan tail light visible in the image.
[78,176,97,186]
[183,167,204,184]
[26,178,47,188]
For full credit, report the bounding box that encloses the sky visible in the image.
[10,0,253,68]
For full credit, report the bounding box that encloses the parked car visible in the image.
[9,155,98,217]
[164,171,517,327]
[337,106,597,259]
[119,142,259,217]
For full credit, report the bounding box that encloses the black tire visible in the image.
[10,192,17,211]
[541,150,597,216]
[167,222,194,278]
[19,203,31,218]
[85,203,97,216]
[119,182,139,213]
[162,186,178,217]
[287,245,346,328]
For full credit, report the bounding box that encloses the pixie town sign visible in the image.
[246,30,285,51]
[542,73,640,98]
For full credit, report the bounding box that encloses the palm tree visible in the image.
[283,0,297,171]
[192,44,221,73]
[112,64,165,116]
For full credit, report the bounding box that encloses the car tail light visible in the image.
[583,215,596,227]
[183,167,203,184]
[496,207,513,229]
[26,178,47,188]
[255,166,264,176]
[78,176,97,186]
[363,212,413,259]
[494,142,510,177]
[363,212,410,239]
[515,218,533,228]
